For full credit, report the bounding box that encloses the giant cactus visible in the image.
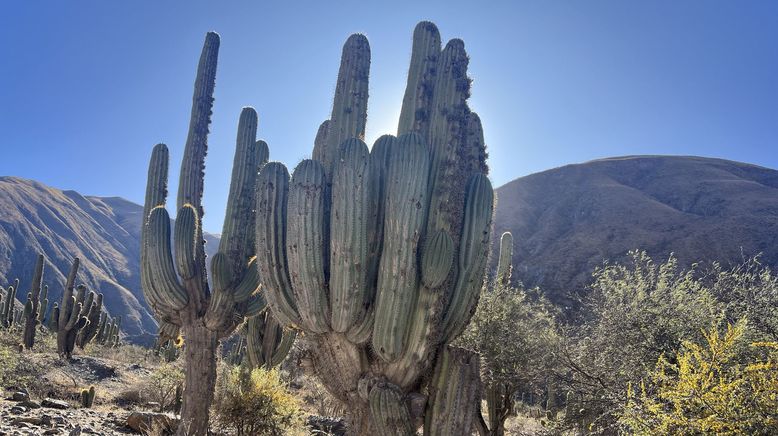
[22,254,45,349]
[255,21,493,435]
[140,32,285,435]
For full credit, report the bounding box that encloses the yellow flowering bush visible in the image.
[621,320,778,435]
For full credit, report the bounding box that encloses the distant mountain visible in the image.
[493,156,778,310]
[0,176,219,344]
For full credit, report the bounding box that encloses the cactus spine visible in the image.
[139,33,290,436]
[255,22,492,434]
[22,254,45,349]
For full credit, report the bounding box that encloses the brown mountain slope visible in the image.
[493,155,778,309]
[0,177,219,343]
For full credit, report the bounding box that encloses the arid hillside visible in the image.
[493,155,778,309]
[0,177,219,343]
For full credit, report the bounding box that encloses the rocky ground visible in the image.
[0,395,134,435]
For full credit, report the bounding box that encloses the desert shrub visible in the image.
[709,257,778,343]
[213,365,305,436]
[559,251,723,433]
[142,362,184,412]
[0,332,46,392]
[621,320,778,435]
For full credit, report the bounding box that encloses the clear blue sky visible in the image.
[1,1,776,232]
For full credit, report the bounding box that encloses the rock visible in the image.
[49,415,67,426]
[17,400,40,409]
[11,417,43,426]
[9,405,27,414]
[11,392,29,402]
[41,399,70,410]
[126,412,177,433]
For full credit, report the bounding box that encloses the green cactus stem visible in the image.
[245,310,296,369]
[80,386,95,408]
[2,279,20,329]
[56,259,90,359]
[22,254,45,349]
[76,292,104,349]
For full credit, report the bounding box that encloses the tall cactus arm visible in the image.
[176,31,219,212]
[398,21,442,138]
[287,159,331,333]
[426,40,472,241]
[372,133,431,362]
[174,204,199,281]
[330,139,370,333]
[58,258,79,330]
[496,232,513,287]
[345,135,395,343]
[441,174,494,342]
[219,107,262,275]
[317,34,370,172]
[311,119,330,163]
[145,207,189,310]
[255,163,302,328]
[142,144,180,314]
[174,31,220,315]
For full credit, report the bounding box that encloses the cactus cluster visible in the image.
[80,386,96,408]
[0,279,20,329]
[139,32,291,435]
[255,21,493,434]
[56,258,113,358]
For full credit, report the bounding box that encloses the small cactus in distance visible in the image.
[80,386,95,408]
[22,254,45,349]
[56,259,90,359]
[1,279,20,329]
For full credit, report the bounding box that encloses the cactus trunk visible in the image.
[178,322,218,436]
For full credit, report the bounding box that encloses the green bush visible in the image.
[213,365,305,436]
[559,251,724,433]
[142,362,184,412]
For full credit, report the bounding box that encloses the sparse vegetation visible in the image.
[143,362,185,413]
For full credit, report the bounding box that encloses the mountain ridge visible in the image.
[493,155,778,309]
